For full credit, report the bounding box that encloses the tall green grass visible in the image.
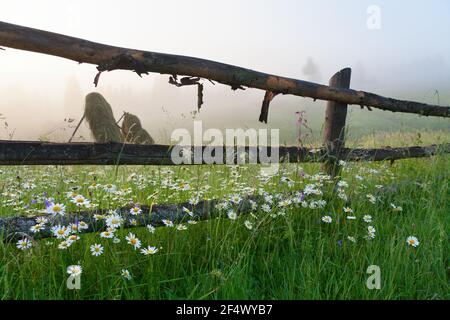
[0,133,448,300]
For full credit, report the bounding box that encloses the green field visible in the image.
[0,130,448,300]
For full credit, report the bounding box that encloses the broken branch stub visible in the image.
[168,76,204,111]
[197,83,204,111]
[259,90,279,123]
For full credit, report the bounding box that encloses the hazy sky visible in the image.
[1,0,449,142]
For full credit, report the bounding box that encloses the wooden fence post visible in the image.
[322,68,352,178]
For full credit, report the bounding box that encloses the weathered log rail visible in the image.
[0,140,448,165]
[0,197,258,242]
[1,21,450,118]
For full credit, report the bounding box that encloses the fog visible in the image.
[1,0,449,143]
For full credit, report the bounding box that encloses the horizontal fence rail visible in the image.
[0,141,448,165]
[0,196,258,242]
[1,21,450,118]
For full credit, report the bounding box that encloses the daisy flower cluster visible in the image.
[3,160,423,286]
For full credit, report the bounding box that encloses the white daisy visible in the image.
[366,194,376,204]
[321,216,332,223]
[121,269,132,280]
[78,221,89,230]
[230,194,242,204]
[93,214,105,221]
[71,195,90,207]
[125,232,141,249]
[227,210,237,220]
[66,191,78,199]
[146,224,156,233]
[106,214,123,229]
[177,182,191,191]
[90,244,104,256]
[58,240,73,250]
[30,223,44,233]
[66,234,80,242]
[188,197,199,205]
[337,180,348,188]
[47,203,66,216]
[67,265,82,277]
[367,232,376,239]
[343,207,353,214]
[35,217,48,224]
[16,238,32,250]
[182,206,194,217]
[406,236,419,247]
[69,223,81,233]
[100,230,114,239]
[103,184,117,193]
[278,199,291,208]
[129,206,142,215]
[140,246,158,255]
[51,225,71,239]
[367,226,376,239]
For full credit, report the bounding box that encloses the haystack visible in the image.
[121,112,155,145]
[84,92,123,143]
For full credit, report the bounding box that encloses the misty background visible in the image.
[0,0,449,145]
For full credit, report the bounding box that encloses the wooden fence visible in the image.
[0,21,449,177]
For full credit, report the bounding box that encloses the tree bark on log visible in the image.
[0,140,448,165]
[0,197,258,242]
[339,144,450,161]
[1,21,449,118]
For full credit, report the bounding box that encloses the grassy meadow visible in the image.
[0,130,449,300]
